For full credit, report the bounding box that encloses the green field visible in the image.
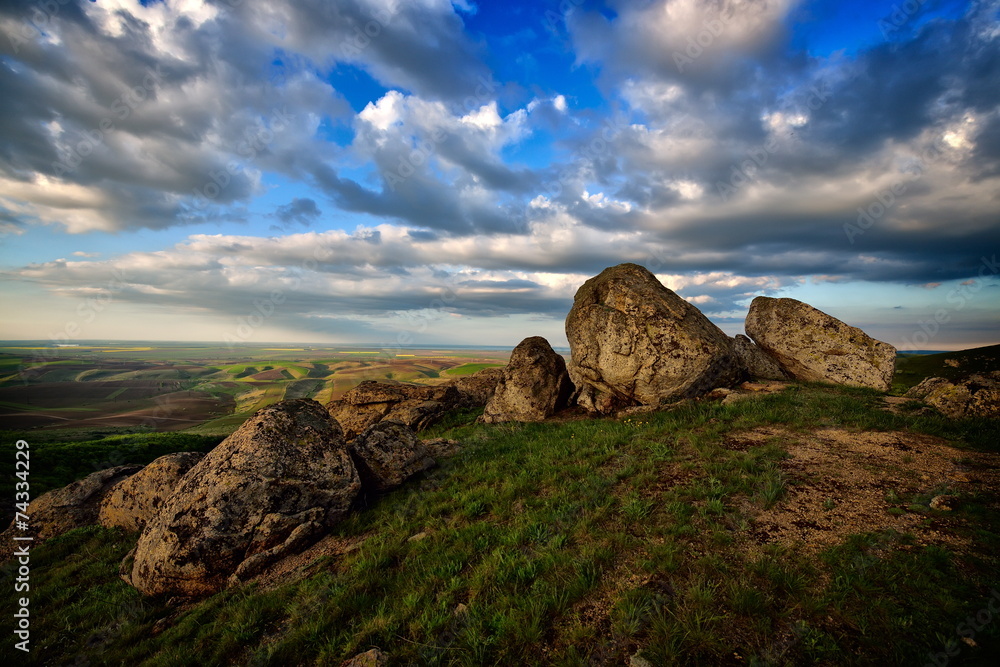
[444,362,506,376]
[0,344,511,436]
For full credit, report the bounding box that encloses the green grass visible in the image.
[4,384,999,665]
[893,344,1000,393]
[443,362,505,376]
[0,432,223,504]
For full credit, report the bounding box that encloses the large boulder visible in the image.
[906,373,1000,419]
[1,465,141,553]
[350,421,434,491]
[745,297,896,391]
[565,263,742,414]
[482,337,574,423]
[126,399,360,597]
[732,334,788,381]
[449,366,504,406]
[327,381,463,440]
[99,452,205,532]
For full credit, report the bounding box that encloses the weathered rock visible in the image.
[450,366,504,406]
[99,452,205,532]
[482,336,573,423]
[745,297,896,391]
[350,421,434,491]
[422,438,463,458]
[732,334,788,381]
[127,399,360,597]
[1,465,141,552]
[342,648,388,667]
[906,373,1000,419]
[327,381,463,440]
[565,263,742,414]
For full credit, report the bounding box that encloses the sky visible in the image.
[0,0,998,352]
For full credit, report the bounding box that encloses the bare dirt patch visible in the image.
[740,427,1000,557]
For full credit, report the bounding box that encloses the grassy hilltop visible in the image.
[1,346,998,665]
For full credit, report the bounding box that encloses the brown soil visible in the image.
[738,427,1000,558]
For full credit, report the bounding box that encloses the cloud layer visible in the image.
[1,0,998,347]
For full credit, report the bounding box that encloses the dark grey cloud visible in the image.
[217,0,491,102]
[0,0,484,233]
[274,197,321,228]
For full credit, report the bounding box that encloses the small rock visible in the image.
[906,374,1000,419]
[630,653,655,667]
[342,648,388,667]
[407,532,428,542]
[451,367,504,406]
[705,388,734,399]
[328,382,465,440]
[722,392,756,406]
[350,421,434,492]
[422,438,462,458]
[616,404,661,417]
[732,333,788,381]
[929,495,957,511]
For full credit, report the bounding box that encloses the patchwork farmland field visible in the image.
[0,343,510,436]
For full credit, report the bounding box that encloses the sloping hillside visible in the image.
[6,383,999,666]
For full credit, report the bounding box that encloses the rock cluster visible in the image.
[482,336,573,423]
[127,399,361,597]
[7,262,923,601]
[566,263,743,413]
